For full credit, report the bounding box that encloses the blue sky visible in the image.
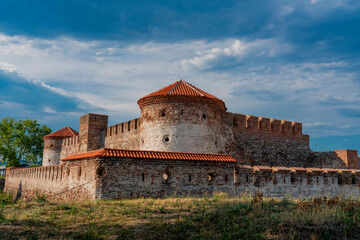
[0,0,359,152]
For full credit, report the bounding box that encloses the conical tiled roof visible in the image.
[137,80,226,110]
[43,126,79,140]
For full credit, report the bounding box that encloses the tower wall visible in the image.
[42,138,63,166]
[79,113,108,152]
[139,102,224,154]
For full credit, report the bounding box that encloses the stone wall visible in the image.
[139,102,224,154]
[235,165,360,197]
[4,157,360,201]
[4,160,98,201]
[42,138,63,166]
[60,136,80,160]
[98,158,235,199]
[105,118,141,150]
[221,112,352,168]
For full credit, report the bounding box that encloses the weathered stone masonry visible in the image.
[4,79,360,201]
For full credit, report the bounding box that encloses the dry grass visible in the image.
[1,192,360,239]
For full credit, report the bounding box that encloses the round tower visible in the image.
[137,80,227,154]
[42,127,79,166]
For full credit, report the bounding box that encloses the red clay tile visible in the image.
[62,148,236,162]
[44,126,79,140]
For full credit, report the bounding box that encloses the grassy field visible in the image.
[1,192,360,240]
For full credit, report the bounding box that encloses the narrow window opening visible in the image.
[142,173,145,182]
[338,174,343,185]
[121,123,124,133]
[283,176,286,183]
[272,175,277,184]
[300,176,303,183]
[352,175,356,185]
[225,175,228,182]
[246,175,249,182]
[188,174,192,182]
[316,177,319,183]
[202,114,207,119]
[181,109,184,115]
[128,121,131,131]
[291,174,296,184]
[115,125,118,135]
[135,119,138,130]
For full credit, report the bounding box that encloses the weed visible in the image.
[34,193,47,203]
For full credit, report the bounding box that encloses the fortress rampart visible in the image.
[11,79,357,201]
[223,112,309,143]
[5,152,360,201]
[4,159,98,201]
[105,118,141,150]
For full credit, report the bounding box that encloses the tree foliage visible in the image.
[0,117,51,167]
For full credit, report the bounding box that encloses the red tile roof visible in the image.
[43,126,79,140]
[137,80,227,111]
[62,148,236,162]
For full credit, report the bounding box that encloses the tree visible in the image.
[0,117,51,167]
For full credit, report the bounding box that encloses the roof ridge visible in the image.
[167,80,182,95]
[182,80,204,97]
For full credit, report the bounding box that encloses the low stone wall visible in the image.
[4,160,98,201]
[235,165,360,197]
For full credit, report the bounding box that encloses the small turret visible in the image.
[42,127,79,166]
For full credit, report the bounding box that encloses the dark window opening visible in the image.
[159,110,166,117]
[225,175,228,182]
[272,175,277,184]
[317,177,319,183]
[338,174,343,185]
[246,175,249,182]
[128,121,131,131]
[283,176,286,183]
[300,176,303,183]
[202,114,207,119]
[181,109,184,115]
[291,174,296,184]
[188,174,192,182]
[352,175,356,185]
[142,173,145,182]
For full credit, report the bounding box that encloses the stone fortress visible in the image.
[4,80,360,201]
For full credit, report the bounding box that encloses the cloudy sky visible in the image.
[0,0,359,152]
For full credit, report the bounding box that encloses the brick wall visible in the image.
[105,118,141,150]
[235,165,360,197]
[98,158,235,199]
[60,136,80,160]
[4,160,98,201]
[5,158,360,201]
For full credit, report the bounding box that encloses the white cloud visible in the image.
[1,32,360,139]
[181,39,293,70]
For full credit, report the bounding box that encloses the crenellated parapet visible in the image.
[104,118,141,150]
[235,165,360,189]
[225,112,309,144]
[106,118,141,137]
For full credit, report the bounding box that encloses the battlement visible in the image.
[236,165,360,186]
[226,112,308,142]
[62,135,79,146]
[106,118,140,137]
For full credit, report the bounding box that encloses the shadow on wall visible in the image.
[0,179,5,192]
[14,181,22,202]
